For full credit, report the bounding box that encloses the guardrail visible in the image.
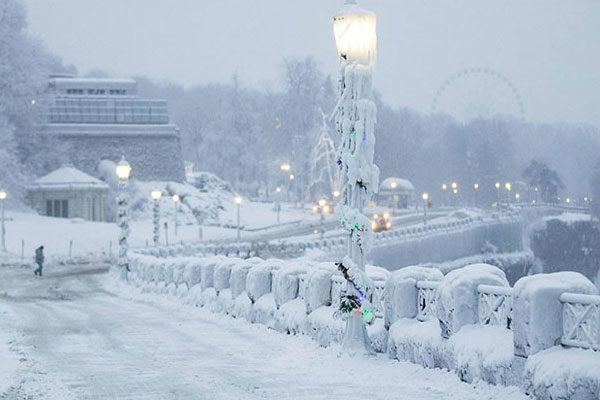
[560,292,600,351]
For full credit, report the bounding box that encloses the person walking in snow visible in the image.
[34,245,44,276]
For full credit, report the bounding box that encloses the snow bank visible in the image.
[524,346,600,400]
[384,266,443,329]
[436,264,509,337]
[513,271,598,357]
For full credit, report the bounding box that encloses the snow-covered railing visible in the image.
[372,280,386,318]
[560,292,600,351]
[416,280,439,321]
[132,211,521,261]
[477,284,513,329]
[516,201,590,214]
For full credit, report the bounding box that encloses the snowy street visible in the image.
[0,264,528,400]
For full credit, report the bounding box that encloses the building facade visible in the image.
[41,76,185,182]
[28,165,110,222]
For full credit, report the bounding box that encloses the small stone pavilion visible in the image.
[378,177,415,209]
[28,165,109,221]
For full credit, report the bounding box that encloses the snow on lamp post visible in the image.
[0,190,6,252]
[234,195,243,243]
[332,0,379,356]
[151,190,162,246]
[115,157,132,278]
[422,192,429,225]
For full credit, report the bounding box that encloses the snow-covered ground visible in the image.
[0,203,314,260]
[0,264,528,400]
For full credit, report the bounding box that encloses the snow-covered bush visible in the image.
[513,271,598,357]
[436,263,509,338]
[384,266,443,329]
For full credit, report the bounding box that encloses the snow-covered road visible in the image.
[0,264,528,400]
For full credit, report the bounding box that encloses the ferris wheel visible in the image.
[431,67,525,123]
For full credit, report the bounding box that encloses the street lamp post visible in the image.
[172,194,180,236]
[151,190,162,246]
[332,0,378,355]
[473,183,479,207]
[275,186,282,224]
[422,192,429,225]
[495,182,501,206]
[235,195,243,243]
[115,157,132,278]
[0,190,6,252]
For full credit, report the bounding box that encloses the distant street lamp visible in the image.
[515,193,521,201]
[115,157,132,278]
[495,182,501,205]
[451,182,458,190]
[0,190,6,252]
[472,183,479,207]
[280,163,291,172]
[566,197,571,205]
[151,190,162,246]
[172,194,180,236]
[333,0,378,355]
[235,195,243,243]
[275,186,282,224]
[421,192,429,224]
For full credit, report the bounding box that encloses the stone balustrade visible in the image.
[126,252,600,399]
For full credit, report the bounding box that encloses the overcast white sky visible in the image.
[22,0,600,127]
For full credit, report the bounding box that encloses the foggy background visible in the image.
[22,0,600,127]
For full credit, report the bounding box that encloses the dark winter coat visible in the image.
[35,247,44,264]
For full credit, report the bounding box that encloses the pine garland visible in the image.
[334,258,375,324]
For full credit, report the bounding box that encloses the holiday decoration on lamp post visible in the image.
[332,0,379,355]
[115,157,132,278]
[0,190,6,252]
[151,190,162,246]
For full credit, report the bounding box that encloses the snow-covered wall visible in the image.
[53,131,185,182]
[368,216,523,270]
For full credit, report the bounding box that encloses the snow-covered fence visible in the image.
[416,280,439,321]
[477,284,513,329]
[559,292,600,351]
